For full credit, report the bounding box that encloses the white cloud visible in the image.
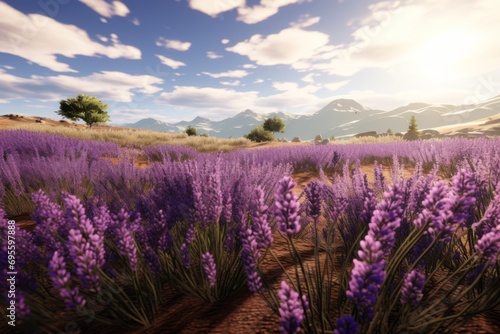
[131,18,140,26]
[243,64,257,69]
[221,39,230,44]
[220,80,241,86]
[188,0,245,17]
[237,0,305,24]
[290,14,320,28]
[0,69,163,103]
[157,86,259,112]
[97,34,109,42]
[79,0,130,18]
[201,70,249,78]
[207,51,223,59]
[301,73,316,83]
[227,27,329,66]
[324,80,350,91]
[156,37,192,51]
[273,82,299,91]
[100,17,108,23]
[254,79,265,84]
[0,2,140,72]
[156,55,187,69]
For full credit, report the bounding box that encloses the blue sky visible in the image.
[1,0,499,124]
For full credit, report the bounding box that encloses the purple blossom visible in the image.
[334,315,359,334]
[451,169,477,227]
[305,180,323,219]
[400,269,425,306]
[15,291,30,318]
[346,236,385,321]
[475,225,500,265]
[202,252,217,287]
[180,243,191,269]
[185,223,196,244]
[413,180,457,242]
[278,281,307,334]
[367,185,403,256]
[67,229,101,291]
[240,228,263,294]
[473,190,500,236]
[115,225,139,271]
[275,176,301,236]
[251,186,273,249]
[48,251,86,309]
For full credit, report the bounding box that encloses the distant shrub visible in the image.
[245,126,275,142]
[185,126,197,136]
[263,116,285,134]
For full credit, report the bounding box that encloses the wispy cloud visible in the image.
[156,37,192,51]
[79,0,130,17]
[207,51,223,59]
[237,0,306,24]
[0,2,140,72]
[0,69,163,102]
[227,27,329,66]
[156,55,187,69]
[188,0,245,17]
[201,70,249,78]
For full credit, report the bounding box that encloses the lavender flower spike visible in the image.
[475,225,500,265]
[305,180,323,219]
[251,186,273,249]
[48,251,86,309]
[278,281,307,334]
[400,269,425,306]
[275,176,301,236]
[334,315,359,334]
[240,228,263,294]
[202,252,217,287]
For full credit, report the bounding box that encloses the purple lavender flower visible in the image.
[48,251,86,309]
[202,252,217,287]
[367,185,403,256]
[334,315,359,334]
[251,186,273,249]
[115,225,139,271]
[413,180,457,242]
[67,229,101,291]
[278,281,307,334]
[305,180,323,219]
[475,225,500,265]
[473,190,500,236]
[275,176,301,237]
[180,243,191,269]
[400,269,425,306]
[240,228,263,294]
[346,236,385,321]
[450,169,477,227]
[185,223,196,244]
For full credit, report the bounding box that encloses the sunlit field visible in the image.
[1,128,500,333]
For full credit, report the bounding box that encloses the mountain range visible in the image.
[122,96,500,140]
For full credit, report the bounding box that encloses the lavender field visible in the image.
[2,129,500,333]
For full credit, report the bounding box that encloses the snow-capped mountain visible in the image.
[123,96,500,140]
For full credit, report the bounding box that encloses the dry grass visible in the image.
[8,123,252,152]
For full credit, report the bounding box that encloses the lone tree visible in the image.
[404,115,420,141]
[185,126,197,136]
[263,116,285,134]
[56,94,110,128]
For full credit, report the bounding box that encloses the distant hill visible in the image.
[123,95,500,140]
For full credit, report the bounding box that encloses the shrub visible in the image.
[185,126,197,136]
[245,126,275,142]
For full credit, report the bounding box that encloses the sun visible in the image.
[413,30,478,82]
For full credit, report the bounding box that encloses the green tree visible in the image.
[386,128,394,135]
[404,116,420,141]
[56,94,110,129]
[185,126,197,136]
[244,126,274,142]
[408,116,418,133]
[263,117,285,134]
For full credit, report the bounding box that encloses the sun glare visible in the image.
[413,30,478,81]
